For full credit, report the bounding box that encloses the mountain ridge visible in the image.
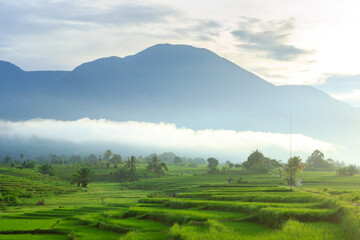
[0,44,359,153]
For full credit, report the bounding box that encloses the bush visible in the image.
[236,177,244,184]
[168,223,182,240]
[147,192,168,198]
[21,160,36,168]
[36,199,45,205]
[352,196,360,202]
[1,191,21,206]
[38,164,54,175]
[67,231,75,240]
[188,163,198,168]
[337,165,357,176]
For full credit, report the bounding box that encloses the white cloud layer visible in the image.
[331,89,360,107]
[0,118,340,160]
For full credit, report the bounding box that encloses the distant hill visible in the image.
[0,60,69,118]
[1,44,359,159]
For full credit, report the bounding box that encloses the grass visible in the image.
[0,234,66,240]
[168,219,350,240]
[0,218,60,230]
[1,164,360,239]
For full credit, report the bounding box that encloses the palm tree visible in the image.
[284,156,305,189]
[38,164,54,175]
[72,167,95,188]
[125,156,138,181]
[104,149,113,161]
[147,154,168,177]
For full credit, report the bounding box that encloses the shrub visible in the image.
[21,160,36,168]
[1,191,21,206]
[337,165,357,176]
[168,223,182,240]
[147,192,168,198]
[236,177,244,184]
[67,231,75,240]
[352,196,360,202]
[38,164,54,175]
[188,163,198,168]
[36,199,45,205]
[227,176,233,184]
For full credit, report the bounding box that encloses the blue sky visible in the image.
[1,0,360,106]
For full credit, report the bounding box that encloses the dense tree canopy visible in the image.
[242,150,273,173]
[111,154,122,164]
[173,156,183,166]
[305,150,335,171]
[207,158,219,174]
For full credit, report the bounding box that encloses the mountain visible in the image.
[0,44,359,158]
[0,60,69,118]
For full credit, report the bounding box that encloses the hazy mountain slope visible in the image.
[0,60,69,119]
[0,44,359,148]
[48,44,275,125]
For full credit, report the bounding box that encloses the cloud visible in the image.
[232,17,314,61]
[317,74,360,92]
[315,74,360,107]
[330,90,360,107]
[174,20,222,42]
[0,1,182,34]
[0,0,225,70]
[0,118,340,160]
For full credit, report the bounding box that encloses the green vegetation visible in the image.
[242,150,271,173]
[71,167,95,188]
[337,164,357,176]
[242,150,282,174]
[284,156,305,189]
[0,151,360,239]
[207,158,219,173]
[305,150,336,171]
[38,164,54,176]
[146,154,168,177]
[21,160,36,169]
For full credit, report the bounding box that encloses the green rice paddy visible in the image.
[1,165,359,239]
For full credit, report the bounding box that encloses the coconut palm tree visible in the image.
[125,156,138,181]
[147,154,168,177]
[103,149,113,161]
[284,156,305,189]
[72,167,95,188]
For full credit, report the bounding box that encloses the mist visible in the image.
[0,118,341,162]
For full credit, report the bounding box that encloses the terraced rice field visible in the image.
[1,185,349,239]
[1,167,359,239]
